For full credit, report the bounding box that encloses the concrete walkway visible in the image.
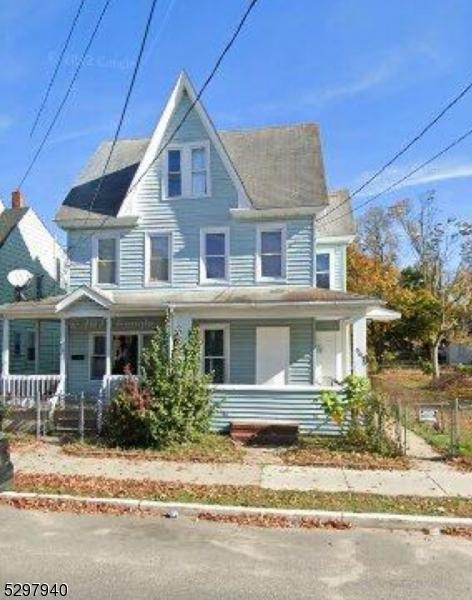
[11,443,472,499]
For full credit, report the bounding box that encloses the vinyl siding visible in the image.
[212,388,339,434]
[67,92,315,290]
[201,319,314,385]
[65,317,164,395]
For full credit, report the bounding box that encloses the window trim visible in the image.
[144,231,173,286]
[199,227,230,285]
[89,333,107,381]
[163,140,211,200]
[88,331,156,381]
[91,233,120,288]
[255,224,287,282]
[315,247,335,290]
[200,323,230,384]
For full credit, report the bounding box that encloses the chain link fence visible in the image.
[392,397,472,457]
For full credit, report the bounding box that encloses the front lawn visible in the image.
[374,368,472,469]
[280,435,410,470]
[10,472,472,518]
[61,433,245,464]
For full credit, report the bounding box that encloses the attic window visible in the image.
[164,142,210,199]
[167,150,182,197]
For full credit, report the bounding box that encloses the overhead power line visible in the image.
[318,125,472,230]
[17,0,112,190]
[77,0,159,236]
[317,77,472,226]
[67,0,261,257]
[30,0,87,138]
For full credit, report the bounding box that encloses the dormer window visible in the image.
[164,142,210,199]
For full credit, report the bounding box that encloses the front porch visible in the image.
[0,285,399,432]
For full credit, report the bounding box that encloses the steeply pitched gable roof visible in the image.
[0,207,30,248]
[55,123,329,221]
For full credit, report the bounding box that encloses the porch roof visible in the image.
[0,285,396,319]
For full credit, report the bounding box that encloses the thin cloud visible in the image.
[352,159,472,197]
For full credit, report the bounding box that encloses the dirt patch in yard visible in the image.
[280,435,410,471]
[61,434,245,464]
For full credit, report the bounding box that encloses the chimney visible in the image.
[11,189,25,209]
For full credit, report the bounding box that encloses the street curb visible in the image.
[1,490,472,532]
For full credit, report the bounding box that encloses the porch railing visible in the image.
[102,374,138,401]
[0,375,63,407]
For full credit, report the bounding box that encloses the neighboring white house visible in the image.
[0,191,66,376]
[0,72,399,432]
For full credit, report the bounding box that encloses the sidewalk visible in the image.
[11,443,472,498]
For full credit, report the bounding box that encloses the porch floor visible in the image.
[10,440,472,498]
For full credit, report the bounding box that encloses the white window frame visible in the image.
[92,233,120,287]
[200,323,230,384]
[256,224,287,282]
[200,227,230,285]
[88,331,156,381]
[144,231,173,286]
[89,333,107,381]
[163,140,211,200]
[315,247,335,290]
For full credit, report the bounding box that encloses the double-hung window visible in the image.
[167,149,182,197]
[191,147,207,195]
[146,233,171,284]
[316,252,331,289]
[93,236,119,286]
[257,226,286,280]
[202,325,228,384]
[90,335,106,380]
[201,229,229,283]
[165,142,209,198]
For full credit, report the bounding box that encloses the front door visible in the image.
[256,326,290,386]
[315,329,342,385]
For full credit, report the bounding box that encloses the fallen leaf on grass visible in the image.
[197,511,351,530]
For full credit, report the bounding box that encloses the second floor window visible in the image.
[165,142,209,199]
[201,229,228,283]
[316,252,331,289]
[257,226,286,280]
[94,236,119,285]
[147,233,171,284]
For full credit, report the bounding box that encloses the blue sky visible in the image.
[1,0,472,244]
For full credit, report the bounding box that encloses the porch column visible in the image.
[172,313,193,340]
[352,316,367,377]
[105,315,112,377]
[2,318,10,376]
[59,318,67,392]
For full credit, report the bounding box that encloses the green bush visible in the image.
[320,375,400,456]
[103,322,214,449]
[419,358,433,375]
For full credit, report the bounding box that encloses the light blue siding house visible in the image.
[0,193,65,385]
[0,73,398,431]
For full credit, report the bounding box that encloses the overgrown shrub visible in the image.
[103,322,214,449]
[320,375,400,456]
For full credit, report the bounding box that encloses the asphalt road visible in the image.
[0,506,471,600]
